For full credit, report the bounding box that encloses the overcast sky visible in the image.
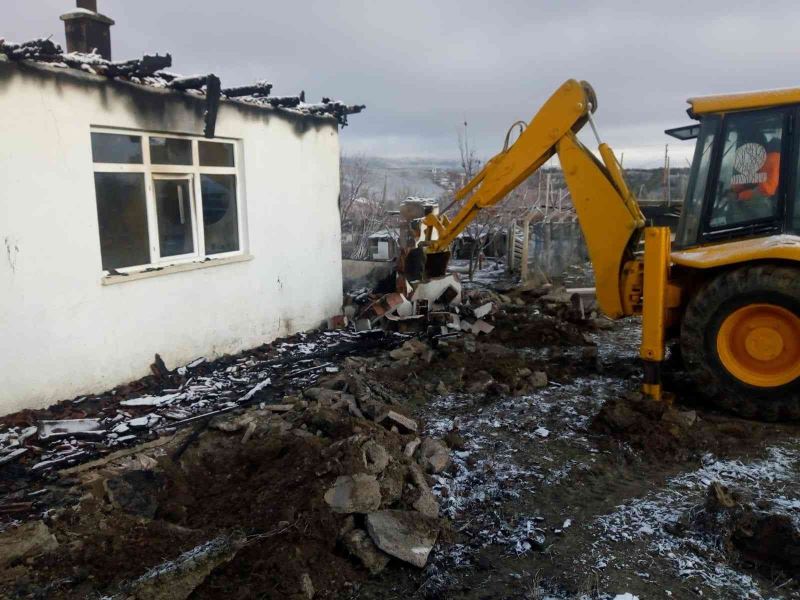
[7,1,800,167]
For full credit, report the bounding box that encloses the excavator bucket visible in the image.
[424,251,451,279]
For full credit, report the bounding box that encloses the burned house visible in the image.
[0,2,363,413]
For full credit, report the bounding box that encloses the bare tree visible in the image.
[340,154,372,221]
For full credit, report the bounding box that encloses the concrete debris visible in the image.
[0,521,58,568]
[362,440,390,474]
[341,529,391,575]
[300,572,315,599]
[376,410,417,433]
[366,510,440,568]
[209,413,254,433]
[116,535,244,600]
[324,474,382,514]
[531,371,548,388]
[404,438,421,458]
[408,463,439,518]
[38,418,104,440]
[419,437,451,474]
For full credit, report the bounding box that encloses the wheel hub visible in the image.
[716,303,800,388]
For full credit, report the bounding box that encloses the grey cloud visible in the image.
[7,1,800,166]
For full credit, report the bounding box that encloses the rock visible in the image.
[0,521,58,568]
[378,462,406,506]
[366,510,440,568]
[300,573,315,599]
[408,463,439,518]
[324,474,381,514]
[466,370,494,394]
[435,380,449,395]
[376,410,417,433]
[209,413,253,433]
[362,441,390,474]
[104,470,166,519]
[531,371,548,388]
[443,430,466,451]
[342,529,391,575]
[404,438,421,458]
[119,535,244,600]
[662,409,697,429]
[419,438,451,474]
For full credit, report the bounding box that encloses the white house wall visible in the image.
[0,59,343,413]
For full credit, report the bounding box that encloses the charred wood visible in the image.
[223,80,272,98]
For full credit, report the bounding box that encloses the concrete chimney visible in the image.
[60,0,115,60]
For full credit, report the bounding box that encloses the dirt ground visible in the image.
[1,273,799,600]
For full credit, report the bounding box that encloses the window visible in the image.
[675,117,718,247]
[707,110,784,232]
[91,131,243,272]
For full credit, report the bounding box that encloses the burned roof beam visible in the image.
[302,99,367,127]
[0,38,62,61]
[167,74,223,138]
[60,52,172,78]
[265,96,301,108]
[222,80,272,98]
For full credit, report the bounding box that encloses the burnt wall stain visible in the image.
[0,59,337,140]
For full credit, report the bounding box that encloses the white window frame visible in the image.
[91,127,246,276]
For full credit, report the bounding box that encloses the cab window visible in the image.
[675,118,717,247]
[707,110,784,231]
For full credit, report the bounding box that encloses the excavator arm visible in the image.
[423,79,646,319]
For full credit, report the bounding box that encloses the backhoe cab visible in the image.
[414,81,800,420]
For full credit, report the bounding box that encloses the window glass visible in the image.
[149,137,192,165]
[91,133,143,164]
[199,141,235,167]
[155,179,195,257]
[708,111,783,230]
[675,118,717,247]
[94,173,150,269]
[201,174,239,254]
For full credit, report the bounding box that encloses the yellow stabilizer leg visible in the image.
[640,226,672,402]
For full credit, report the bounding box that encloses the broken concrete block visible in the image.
[376,410,417,433]
[121,535,243,600]
[324,474,382,514]
[362,440,390,474]
[366,510,440,568]
[378,461,406,506]
[473,302,493,319]
[419,438,451,474]
[300,573,315,599]
[411,274,462,307]
[662,409,698,429]
[408,463,439,519]
[531,371,548,388]
[38,418,104,441]
[404,438,421,458]
[342,529,391,575]
[471,319,495,335]
[0,521,58,568]
[209,413,253,433]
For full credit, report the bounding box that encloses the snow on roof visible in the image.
[0,37,365,129]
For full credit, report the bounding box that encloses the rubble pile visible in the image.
[0,329,405,519]
[0,349,464,599]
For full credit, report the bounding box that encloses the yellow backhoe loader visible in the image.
[416,80,800,420]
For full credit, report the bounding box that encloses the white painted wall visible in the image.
[0,58,343,413]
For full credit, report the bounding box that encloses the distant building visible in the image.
[0,2,363,412]
[367,229,400,261]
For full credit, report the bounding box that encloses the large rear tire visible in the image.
[680,264,800,421]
